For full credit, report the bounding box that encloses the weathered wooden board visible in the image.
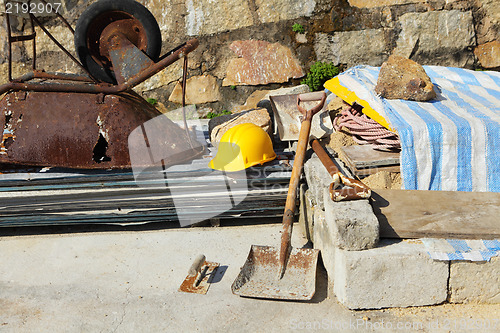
[342,145,400,168]
[351,165,401,177]
[371,189,500,239]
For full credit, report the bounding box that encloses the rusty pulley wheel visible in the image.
[74,0,162,84]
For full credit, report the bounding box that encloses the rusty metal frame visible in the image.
[1,0,197,98]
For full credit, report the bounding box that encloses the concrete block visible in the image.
[312,207,336,277]
[322,188,379,251]
[333,239,449,309]
[449,256,500,304]
[303,154,332,210]
[298,184,315,242]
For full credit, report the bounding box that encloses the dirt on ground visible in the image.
[362,170,402,190]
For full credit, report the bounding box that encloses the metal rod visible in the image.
[29,5,36,70]
[33,71,94,82]
[182,55,188,108]
[181,55,195,149]
[5,7,13,82]
[125,39,199,89]
[310,139,340,177]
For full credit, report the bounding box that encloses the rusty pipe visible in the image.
[310,139,371,201]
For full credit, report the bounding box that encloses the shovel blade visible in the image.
[231,245,319,300]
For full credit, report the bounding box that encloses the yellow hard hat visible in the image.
[208,123,276,171]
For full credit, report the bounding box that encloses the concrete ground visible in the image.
[1,223,499,332]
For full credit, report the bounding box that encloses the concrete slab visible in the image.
[449,256,500,304]
[333,239,449,310]
[0,224,343,332]
[1,225,499,332]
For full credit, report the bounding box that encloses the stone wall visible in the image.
[0,0,498,113]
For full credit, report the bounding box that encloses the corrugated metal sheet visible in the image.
[0,155,293,228]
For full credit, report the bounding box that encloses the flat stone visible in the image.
[35,26,74,54]
[449,256,500,304]
[144,0,181,38]
[295,33,307,44]
[315,30,390,68]
[474,41,500,69]
[232,90,272,113]
[222,40,305,86]
[156,102,213,120]
[255,0,316,24]
[168,74,221,105]
[394,10,475,67]
[184,0,254,36]
[333,239,449,309]
[375,55,436,101]
[475,0,500,44]
[208,108,272,146]
[322,188,379,251]
[135,61,183,92]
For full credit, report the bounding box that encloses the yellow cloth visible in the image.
[324,77,396,133]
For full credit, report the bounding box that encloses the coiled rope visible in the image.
[333,104,401,151]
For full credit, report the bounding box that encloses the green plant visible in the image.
[301,62,339,91]
[292,23,305,34]
[146,97,158,105]
[206,110,232,119]
[230,85,237,90]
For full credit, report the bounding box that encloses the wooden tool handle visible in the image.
[278,118,312,279]
[188,254,206,276]
[279,92,326,279]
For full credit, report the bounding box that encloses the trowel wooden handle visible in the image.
[188,254,206,276]
[297,91,326,102]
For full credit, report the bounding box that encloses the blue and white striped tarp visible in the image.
[333,65,500,192]
[421,238,500,261]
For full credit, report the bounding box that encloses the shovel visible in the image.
[231,91,326,300]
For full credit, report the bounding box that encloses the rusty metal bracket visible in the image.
[311,139,371,201]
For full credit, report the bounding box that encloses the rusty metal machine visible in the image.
[0,0,202,169]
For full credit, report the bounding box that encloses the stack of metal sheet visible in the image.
[0,152,293,228]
